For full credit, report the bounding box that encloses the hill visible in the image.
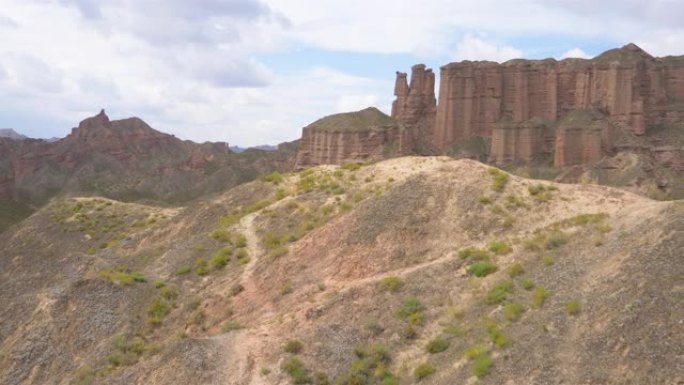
[0,157,681,384]
[0,110,296,233]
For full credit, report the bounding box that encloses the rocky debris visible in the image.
[295,107,415,168]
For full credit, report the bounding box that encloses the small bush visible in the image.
[473,354,493,378]
[230,283,244,296]
[147,297,171,325]
[397,297,424,325]
[565,300,581,315]
[458,247,490,260]
[522,279,535,290]
[269,246,289,259]
[284,340,304,354]
[478,195,492,204]
[545,232,568,249]
[211,229,231,242]
[485,281,513,305]
[281,282,293,295]
[379,276,404,292]
[235,234,248,248]
[541,255,554,266]
[281,357,311,384]
[527,183,545,196]
[508,263,524,277]
[260,171,283,184]
[218,214,240,227]
[107,353,122,367]
[532,286,551,308]
[464,344,487,359]
[211,248,231,269]
[485,320,509,347]
[426,337,450,354]
[488,240,512,255]
[503,302,525,321]
[220,321,244,333]
[341,162,361,171]
[468,262,498,277]
[414,362,436,380]
[195,258,208,276]
[236,249,250,265]
[488,168,509,192]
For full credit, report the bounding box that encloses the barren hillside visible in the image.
[0,157,682,385]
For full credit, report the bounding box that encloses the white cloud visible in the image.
[559,48,591,59]
[452,34,522,62]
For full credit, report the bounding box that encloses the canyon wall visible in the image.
[295,107,413,168]
[393,43,684,167]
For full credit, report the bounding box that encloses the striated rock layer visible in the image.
[392,43,684,167]
[295,107,414,168]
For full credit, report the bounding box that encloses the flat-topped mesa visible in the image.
[393,43,684,167]
[295,107,413,168]
[391,64,437,133]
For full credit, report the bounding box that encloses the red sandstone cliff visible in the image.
[295,107,414,168]
[393,43,684,167]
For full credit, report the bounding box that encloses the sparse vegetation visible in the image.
[522,279,535,290]
[458,247,489,260]
[508,262,524,277]
[397,297,425,326]
[503,302,525,321]
[414,362,436,380]
[488,240,512,254]
[541,255,554,266]
[478,195,492,204]
[468,262,498,277]
[379,275,404,292]
[340,162,362,171]
[566,300,581,315]
[220,321,244,333]
[99,267,147,285]
[284,340,304,354]
[485,281,513,305]
[488,168,509,192]
[195,257,208,276]
[176,265,191,275]
[337,344,396,385]
[426,336,450,354]
[147,297,172,326]
[260,171,283,184]
[532,286,552,308]
[473,354,493,378]
[281,357,311,384]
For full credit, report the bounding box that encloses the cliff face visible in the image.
[393,44,684,167]
[295,107,414,168]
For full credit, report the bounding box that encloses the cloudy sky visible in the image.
[0,0,683,146]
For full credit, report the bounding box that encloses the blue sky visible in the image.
[0,0,682,146]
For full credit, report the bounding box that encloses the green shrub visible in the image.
[524,233,546,251]
[468,262,498,277]
[473,354,493,378]
[532,287,551,308]
[458,247,490,260]
[565,300,581,315]
[281,357,311,384]
[269,246,289,259]
[284,340,304,354]
[218,214,240,227]
[147,297,171,325]
[503,302,525,321]
[245,200,271,213]
[508,263,524,277]
[341,162,362,171]
[478,195,492,204]
[107,353,122,367]
[338,345,395,385]
[464,344,487,359]
[488,240,512,255]
[275,188,288,200]
[235,234,248,248]
[211,248,231,269]
[236,249,250,265]
[485,320,509,347]
[260,171,283,184]
[522,279,535,290]
[379,276,404,292]
[527,183,545,196]
[485,281,513,305]
[426,336,450,354]
[176,265,191,275]
[541,255,554,266]
[488,168,509,192]
[414,362,436,380]
[211,229,232,242]
[397,297,424,325]
[195,258,208,276]
[281,283,293,295]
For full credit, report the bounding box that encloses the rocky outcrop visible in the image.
[0,129,28,140]
[0,110,296,206]
[295,107,413,168]
[392,44,684,167]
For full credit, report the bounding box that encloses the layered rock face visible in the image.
[295,107,413,168]
[392,44,684,167]
[391,65,437,133]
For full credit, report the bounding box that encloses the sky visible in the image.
[0,0,683,146]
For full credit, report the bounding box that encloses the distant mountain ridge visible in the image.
[0,128,28,140]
